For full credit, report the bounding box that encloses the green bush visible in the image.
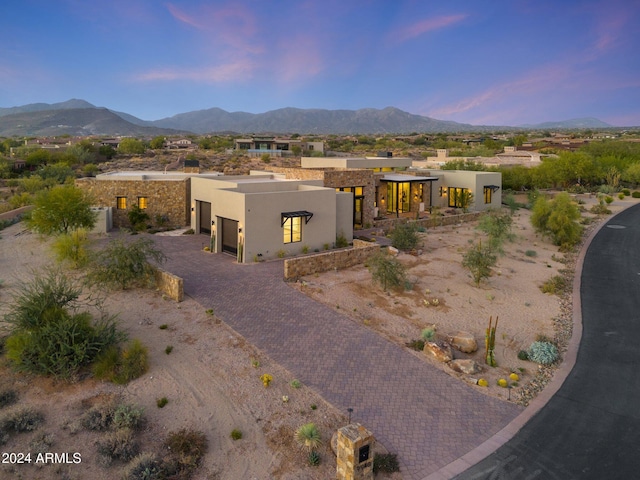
[405,339,425,351]
[230,429,242,440]
[462,241,497,286]
[540,275,568,295]
[618,192,625,200]
[528,341,559,365]
[156,397,168,408]
[294,423,322,451]
[622,188,630,196]
[308,450,321,466]
[335,231,349,248]
[52,228,90,268]
[366,251,407,291]
[113,404,145,430]
[421,327,435,341]
[632,191,640,198]
[531,193,583,250]
[525,250,537,257]
[87,236,166,290]
[127,205,150,231]
[390,222,420,251]
[604,195,614,204]
[92,339,149,384]
[517,350,529,361]
[81,401,116,431]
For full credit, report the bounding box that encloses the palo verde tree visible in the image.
[87,236,167,290]
[462,240,497,286]
[366,250,407,291]
[531,192,583,250]
[27,184,96,235]
[476,209,515,255]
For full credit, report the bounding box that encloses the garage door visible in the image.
[198,201,211,234]
[221,218,238,255]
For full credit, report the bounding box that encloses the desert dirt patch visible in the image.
[0,223,367,480]
[292,195,638,404]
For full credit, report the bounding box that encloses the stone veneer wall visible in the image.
[267,167,376,228]
[154,268,184,302]
[283,239,380,279]
[372,211,482,230]
[76,178,190,229]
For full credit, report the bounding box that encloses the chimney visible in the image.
[436,149,449,158]
[183,159,200,174]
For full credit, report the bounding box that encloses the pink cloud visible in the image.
[131,60,255,83]
[391,14,468,44]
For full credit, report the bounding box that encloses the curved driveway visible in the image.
[454,203,640,479]
[154,235,521,479]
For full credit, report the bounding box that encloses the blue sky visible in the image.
[2,0,639,126]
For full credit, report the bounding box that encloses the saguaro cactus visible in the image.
[485,316,498,367]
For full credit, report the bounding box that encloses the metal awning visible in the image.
[380,174,439,182]
[281,211,314,227]
[486,184,501,192]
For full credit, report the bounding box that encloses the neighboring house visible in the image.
[191,174,352,262]
[165,138,196,149]
[414,147,542,170]
[234,136,324,157]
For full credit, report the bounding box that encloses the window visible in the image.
[138,197,148,209]
[283,216,301,244]
[116,197,127,209]
[483,187,492,204]
[448,187,470,208]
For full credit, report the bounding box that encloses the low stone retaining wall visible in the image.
[284,239,381,279]
[372,211,483,231]
[155,268,184,302]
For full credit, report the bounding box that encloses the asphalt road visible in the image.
[454,203,640,480]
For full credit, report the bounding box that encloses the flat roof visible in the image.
[94,171,224,181]
[381,174,439,182]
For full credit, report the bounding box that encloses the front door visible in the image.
[221,218,238,255]
[198,201,211,234]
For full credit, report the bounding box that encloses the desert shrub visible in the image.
[405,339,425,351]
[165,345,173,355]
[604,195,614,204]
[477,209,514,254]
[0,406,44,433]
[92,340,149,384]
[462,241,497,286]
[113,404,145,430]
[163,428,208,472]
[540,275,568,295]
[289,379,302,389]
[97,427,139,463]
[230,429,242,440]
[0,390,18,409]
[421,327,435,341]
[82,402,116,431]
[294,423,322,451]
[531,193,583,250]
[308,450,321,466]
[124,453,163,480]
[366,251,407,291]
[374,453,400,473]
[335,231,349,248]
[87,236,166,290]
[52,228,90,268]
[156,397,168,408]
[127,205,150,231]
[590,202,611,215]
[618,192,625,200]
[525,250,537,257]
[528,341,559,365]
[390,222,420,251]
[622,188,630,196]
[517,350,529,361]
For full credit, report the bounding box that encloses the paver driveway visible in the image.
[154,235,522,479]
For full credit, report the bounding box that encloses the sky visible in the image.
[1,0,639,126]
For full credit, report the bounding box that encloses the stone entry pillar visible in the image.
[336,423,375,480]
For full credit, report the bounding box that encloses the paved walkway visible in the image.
[154,235,522,479]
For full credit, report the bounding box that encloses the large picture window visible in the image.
[283,216,301,244]
[448,187,470,208]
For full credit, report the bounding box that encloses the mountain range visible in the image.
[0,99,614,137]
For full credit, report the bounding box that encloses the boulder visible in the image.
[423,342,453,363]
[447,331,478,353]
[448,359,481,375]
[387,246,399,256]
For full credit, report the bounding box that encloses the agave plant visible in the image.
[294,423,321,451]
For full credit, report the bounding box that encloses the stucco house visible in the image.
[234,136,324,157]
[191,174,352,262]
